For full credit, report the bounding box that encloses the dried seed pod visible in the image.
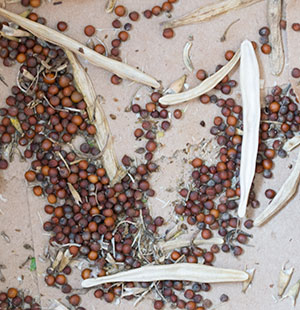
[242,268,255,293]
[254,149,300,226]
[183,41,193,72]
[105,0,117,13]
[66,50,125,184]
[159,237,224,252]
[159,49,240,105]
[237,40,260,218]
[0,8,160,88]
[267,0,284,75]
[283,280,300,306]
[82,263,249,288]
[278,264,294,297]
[162,0,262,29]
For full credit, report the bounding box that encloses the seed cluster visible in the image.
[0,288,40,310]
[1,4,300,310]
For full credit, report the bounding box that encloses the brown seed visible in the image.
[84,25,96,37]
[112,19,122,28]
[163,28,174,39]
[292,23,300,31]
[118,31,129,41]
[265,188,276,199]
[191,158,202,168]
[55,274,66,285]
[143,10,152,18]
[225,50,234,61]
[25,170,36,182]
[30,0,41,7]
[196,69,207,81]
[261,44,272,54]
[154,300,164,309]
[7,288,18,299]
[69,294,81,306]
[115,5,126,17]
[152,6,161,16]
[129,11,139,21]
[81,268,91,279]
[173,109,182,119]
[201,229,212,239]
[111,74,122,85]
[94,44,105,54]
[291,68,300,78]
[45,275,55,286]
[33,186,43,196]
[162,1,173,11]
[57,21,68,32]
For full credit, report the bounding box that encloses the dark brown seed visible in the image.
[291,68,300,78]
[196,69,207,81]
[143,10,152,19]
[265,189,276,199]
[220,294,229,302]
[259,26,270,36]
[129,11,139,21]
[112,19,122,28]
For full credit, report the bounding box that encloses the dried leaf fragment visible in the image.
[242,268,255,293]
[162,0,262,29]
[10,118,23,134]
[283,280,300,306]
[0,8,160,88]
[164,74,187,95]
[52,250,64,270]
[254,149,300,226]
[278,264,294,297]
[267,0,284,76]
[159,49,240,105]
[58,249,72,272]
[82,263,249,288]
[67,182,82,205]
[237,40,260,218]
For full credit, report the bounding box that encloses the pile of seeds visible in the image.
[0,2,300,310]
[0,288,40,310]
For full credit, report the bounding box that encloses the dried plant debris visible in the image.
[220,19,240,42]
[254,149,300,226]
[242,268,255,293]
[159,49,240,105]
[82,263,249,288]
[267,0,284,76]
[183,40,194,72]
[67,182,82,205]
[237,40,260,218]
[162,0,262,29]
[66,50,125,183]
[0,231,10,243]
[283,135,300,152]
[105,0,117,13]
[159,237,224,252]
[0,8,160,88]
[283,280,300,306]
[164,74,187,95]
[278,264,294,297]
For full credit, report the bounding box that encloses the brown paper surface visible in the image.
[0,0,300,309]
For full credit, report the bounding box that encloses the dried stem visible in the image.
[82,263,249,288]
[267,0,284,76]
[0,7,160,88]
[159,49,240,105]
[162,0,262,29]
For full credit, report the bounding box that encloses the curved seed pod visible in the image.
[254,149,300,226]
[237,40,260,218]
[162,0,262,29]
[82,263,249,288]
[159,49,240,105]
[0,7,160,88]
